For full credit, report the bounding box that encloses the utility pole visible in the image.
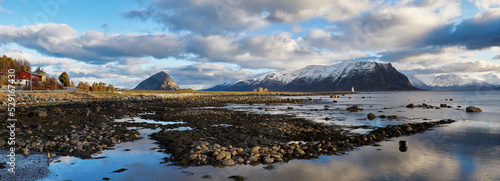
[30,71,32,91]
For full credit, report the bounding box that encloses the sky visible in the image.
[0,0,500,89]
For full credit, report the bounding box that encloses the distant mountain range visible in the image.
[133,71,180,90]
[205,61,419,91]
[405,73,500,90]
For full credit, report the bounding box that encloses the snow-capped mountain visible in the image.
[481,73,500,85]
[206,61,419,91]
[426,74,491,89]
[404,74,430,89]
[203,80,239,91]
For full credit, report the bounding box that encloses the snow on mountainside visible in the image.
[481,73,500,85]
[426,74,490,87]
[244,61,380,85]
[207,61,418,91]
[404,74,429,89]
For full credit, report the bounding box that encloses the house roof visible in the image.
[34,69,47,75]
[22,70,42,77]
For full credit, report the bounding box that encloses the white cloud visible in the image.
[124,0,376,34]
[0,23,185,63]
[303,0,462,51]
[385,46,500,75]
[474,0,500,10]
[187,32,367,69]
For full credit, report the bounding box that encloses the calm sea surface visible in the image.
[39,90,500,181]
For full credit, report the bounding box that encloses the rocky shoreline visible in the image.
[0,92,457,169]
[0,94,306,159]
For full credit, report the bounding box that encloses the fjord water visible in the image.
[41,90,499,181]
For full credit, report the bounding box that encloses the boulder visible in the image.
[367,113,376,120]
[466,106,482,112]
[220,159,235,166]
[346,105,360,112]
[250,146,260,154]
[406,104,414,108]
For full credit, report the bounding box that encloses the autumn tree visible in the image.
[58,72,71,87]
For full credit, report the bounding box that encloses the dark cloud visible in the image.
[165,63,254,89]
[406,61,500,74]
[424,18,500,50]
[377,47,444,62]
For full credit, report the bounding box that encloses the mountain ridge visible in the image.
[133,71,180,90]
[206,61,419,91]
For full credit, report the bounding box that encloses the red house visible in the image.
[18,71,43,81]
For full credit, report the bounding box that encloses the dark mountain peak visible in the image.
[133,71,180,90]
[206,61,419,91]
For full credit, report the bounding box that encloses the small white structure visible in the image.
[351,86,355,92]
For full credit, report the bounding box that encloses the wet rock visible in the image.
[264,165,275,170]
[29,110,47,117]
[388,115,397,119]
[216,151,231,160]
[221,159,235,166]
[367,113,376,120]
[263,156,274,163]
[235,157,245,163]
[112,168,128,173]
[466,106,482,112]
[346,105,360,112]
[250,146,260,154]
[399,140,407,147]
[296,148,305,155]
[248,155,259,163]
[201,175,212,179]
[406,104,414,108]
[228,175,246,181]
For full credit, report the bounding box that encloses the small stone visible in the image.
[23,148,29,155]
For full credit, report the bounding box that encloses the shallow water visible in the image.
[29,90,500,180]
